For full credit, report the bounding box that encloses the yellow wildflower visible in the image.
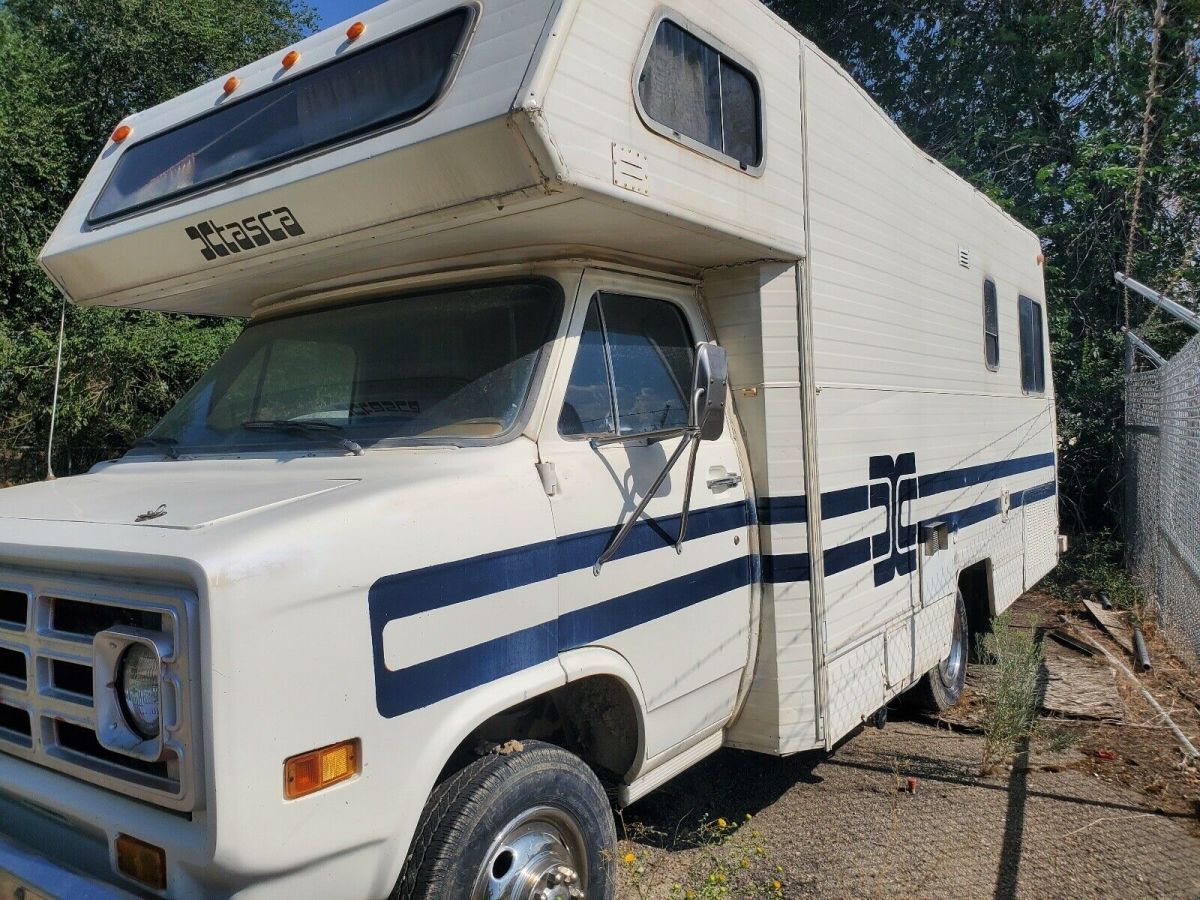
[623,852,636,865]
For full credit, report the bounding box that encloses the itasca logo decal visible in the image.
[185,207,305,262]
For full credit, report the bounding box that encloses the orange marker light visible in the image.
[111,124,132,143]
[115,834,167,891]
[223,76,240,95]
[284,739,360,799]
[282,50,301,70]
[346,21,366,41]
[1037,253,1047,267]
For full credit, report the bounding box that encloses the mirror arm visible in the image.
[674,433,702,554]
[593,429,696,575]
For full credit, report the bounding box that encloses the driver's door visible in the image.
[538,270,754,757]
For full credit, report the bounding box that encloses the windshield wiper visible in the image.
[241,420,364,457]
[132,436,180,460]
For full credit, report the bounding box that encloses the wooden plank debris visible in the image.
[1081,598,1135,656]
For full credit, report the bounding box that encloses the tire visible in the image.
[394,740,617,900]
[911,589,969,712]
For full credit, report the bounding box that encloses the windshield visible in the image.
[137,281,562,454]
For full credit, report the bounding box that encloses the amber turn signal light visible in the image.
[285,739,360,799]
[346,21,366,41]
[111,124,132,143]
[282,50,301,70]
[223,76,240,95]
[116,834,167,891]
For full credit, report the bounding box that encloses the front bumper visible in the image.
[0,830,135,900]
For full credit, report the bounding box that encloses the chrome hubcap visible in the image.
[939,603,966,687]
[472,806,588,900]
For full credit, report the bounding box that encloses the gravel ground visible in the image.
[617,709,1200,899]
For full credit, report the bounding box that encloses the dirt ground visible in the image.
[616,593,1200,899]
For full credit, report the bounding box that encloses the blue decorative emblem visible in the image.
[869,453,918,587]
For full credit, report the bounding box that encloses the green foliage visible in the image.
[767,0,1200,536]
[978,614,1044,774]
[1047,530,1145,611]
[0,0,316,481]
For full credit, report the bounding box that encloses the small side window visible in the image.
[559,294,696,438]
[1018,295,1046,394]
[983,279,1000,370]
[637,19,763,170]
[559,300,615,437]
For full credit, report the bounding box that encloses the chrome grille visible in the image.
[0,570,200,811]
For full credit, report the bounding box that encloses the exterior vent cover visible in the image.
[959,246,972,268]
[613,143,650,196]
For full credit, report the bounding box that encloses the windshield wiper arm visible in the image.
[240,420,364,457]
[132,436,180,460]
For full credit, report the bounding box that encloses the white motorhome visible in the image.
[2,0,1059,896]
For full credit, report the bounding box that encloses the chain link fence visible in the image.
[1125,332,1200,669]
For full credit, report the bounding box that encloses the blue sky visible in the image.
[312,0,376,27]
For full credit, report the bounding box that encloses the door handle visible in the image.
[707,473,743,491]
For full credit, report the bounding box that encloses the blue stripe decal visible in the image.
[554,501,749,575]
[757,495,807,526]
[376,622,558,720]
[761,552,810,583]
[824,537,874,576]
[374,557,754,719]
[1014,480,1058,508]
[370,542,556,624]
[759,452,1053,527]
[821,485,871,520]
[369,501,752,718]
[559,557,753,650]
[369,453,1058,717]
[762,479,1058,586]
[756,484,870,525]
[918,453,1056,498]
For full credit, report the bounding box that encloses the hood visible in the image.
[0,465,358,530]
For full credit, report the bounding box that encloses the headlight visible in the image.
[117,643,162,739]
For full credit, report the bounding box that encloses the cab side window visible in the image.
[559,300,615,436]
[559,294,696,438]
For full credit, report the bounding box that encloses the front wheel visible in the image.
[395,741,617,900]
[911,589,969,712]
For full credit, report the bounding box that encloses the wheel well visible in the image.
[438,676,641,788]
[958,559,994,654]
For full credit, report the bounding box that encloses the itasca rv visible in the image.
[2,0,1059,896]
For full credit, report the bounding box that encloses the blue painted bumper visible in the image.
[0,831,134,900]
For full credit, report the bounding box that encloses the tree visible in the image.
[0,0,317,481]
[766,0,1200,534]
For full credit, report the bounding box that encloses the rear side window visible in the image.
[89,8,473,224]
[637,19,763,170]
[1018,296,1046,393]
[559,294,696,438]
[983,279,1000,370]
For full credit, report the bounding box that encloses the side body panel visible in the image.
[799,43,1059,743]
[704,265,821,754]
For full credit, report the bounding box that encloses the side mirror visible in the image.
[690,342,729,442]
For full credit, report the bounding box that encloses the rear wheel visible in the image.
[912,589,969,712]
[395,741,617,900]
